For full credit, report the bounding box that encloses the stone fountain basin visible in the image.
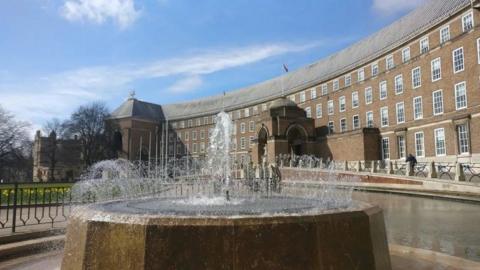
[61,198,391,270]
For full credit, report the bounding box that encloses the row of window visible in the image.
[381,124,470,160]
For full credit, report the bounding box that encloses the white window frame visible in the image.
[244,108,250,117]
[386,54,394,70]
[352,91,359,108]
[402,47,410,63]
[434,128,446,156]
[240,122,246,133]
[327,100,334,115]
[397,135,406,159]
[455,81,467,110]
[396,102,405,124]
[462,11,474,32]
[340,118,347,132]
[328,121,334,133]
[316,104,322,119]
[415,132,425,158]
[452,47,464,73]
[249,121,255,132]
[412,67,421,89]
[413,96,423,120]
[394,74,403,95]
[379,81,387,100]
[240,137,246,149]
[365,87,373,104]
[345,74,351,86]
[339,96,346,112]
[333,79,339,91]
[457,124,470,154]
[431,58,442,82]
[305,107,312,118]
[300,91,306,103]
[366,111,374,128]
[440,25,450,44]
[311,88,317,99]
[420,37,429,54]
[353,115,360,130]
[321,84,328,95]
[371,62,379,77]
[382,137,390,160]
[380,106,389,127]
[357,68,365,82]
[432,90,444,115]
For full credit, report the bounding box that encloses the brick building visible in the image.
[109,0,480,165]
[32,131,83,182]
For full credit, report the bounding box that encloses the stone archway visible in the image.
[257,127,268,162]
[286,125,307,156]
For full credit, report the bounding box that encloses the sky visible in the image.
[0,0,427,135]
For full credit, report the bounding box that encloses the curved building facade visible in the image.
[110,0,480,165]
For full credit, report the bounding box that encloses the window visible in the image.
[249,136,254,148]
[328,100,334,115]
[311,88,317,99]
[462,12,474,32]
[328,121,334,133]
[192,131,197,140]
[380,107,389,127]
[365,87,373,104]
[412,67,421,89]
[204,117,209,125]
[262,103,267,111]
[289,95,295,103]
[240,122,246,133]
[244,108,250,117]
[415,132,425,157]
[316,104,322,118]
[321,84,328,95]
[379,81,387,100]
[453,47,464,73]
[357,68,365,82]
[249,121,255,132]
[340,118,347,132]
[352,91,359,108]
[196,118,201,126]
[386,55,394,70]
[371,62,379,77]
[200,130,205,140]
[420,37,429,54]
[253,106,258,115]
[200,142,205,153]
[397,136,406,159]
[432,90,444,115]
[431,58,441,81]
[305,107,312,118]
[353,115,360,130]
[236,110,241,119]
[382,137,390,160]
[188,120,193,127]
[185,132,189,141]
[440,26,450,44]
[394,75,403,95]
[240,137,246,149]
[457,124,470,154]
[300,91,306,103]
[402,47,410,63]
[366,111,374,128]
[477,38,480,64]
[193,143,197,153]
[232,123,237,135]
[345,74,351,86]
[413,96,423,120]
[339,96,346,112]
[455,82,467,110]
[434,128,446,156]
[333,79,339,91]
[396,102,405,124]
[180,121,185,128]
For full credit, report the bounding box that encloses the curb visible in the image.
[0,235,64,261]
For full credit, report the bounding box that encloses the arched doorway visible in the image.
[286,125,307,156]
[257,127,268,162]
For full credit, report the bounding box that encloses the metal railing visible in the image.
[0,183,73,233]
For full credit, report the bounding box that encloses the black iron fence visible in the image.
[0,183,73,233]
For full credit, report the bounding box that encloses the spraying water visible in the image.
[207,111,232,187]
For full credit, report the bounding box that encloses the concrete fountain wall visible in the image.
[61,202,391,270]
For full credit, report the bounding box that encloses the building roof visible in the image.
[110,98,164,121]
[112,0,471,121]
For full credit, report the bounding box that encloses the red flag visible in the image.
[283,64,289,73]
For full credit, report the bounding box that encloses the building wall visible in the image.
[118,6,480,164]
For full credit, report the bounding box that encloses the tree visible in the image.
[42,118,70,181]
[68,102,117,166]
[0,105,32,182]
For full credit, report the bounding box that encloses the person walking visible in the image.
[406,154,417,172]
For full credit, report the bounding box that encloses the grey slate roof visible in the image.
[110,98,164,121]
[112,0,471,121]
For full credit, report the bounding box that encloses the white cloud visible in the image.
[0,42,320,134]
[168,75,203,93]
[372,0,426,16]
[61,0,140,29]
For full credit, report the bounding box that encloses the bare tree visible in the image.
[68,102,116,166]
[0,105,32,182]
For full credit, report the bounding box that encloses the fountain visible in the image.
[61,112,391,270]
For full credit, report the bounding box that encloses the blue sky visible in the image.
[0,0,426,133]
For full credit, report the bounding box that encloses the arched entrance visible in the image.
[257,127,268,162]
[286,125,307,156]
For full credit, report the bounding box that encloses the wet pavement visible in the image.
[353,191,480,262]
